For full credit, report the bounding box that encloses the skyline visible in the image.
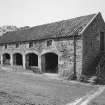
[0,0,105,27]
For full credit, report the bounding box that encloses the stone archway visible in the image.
[3,53,10,65]
[41,53,58,73]
[25,53,38,69]
[13,53,23,66]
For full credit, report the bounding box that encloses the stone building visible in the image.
[0,12,105,79]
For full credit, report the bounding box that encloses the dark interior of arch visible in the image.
[3,53,10,65]
[26,53,38,67]
[42,53,58,73]
[13,53,23,65]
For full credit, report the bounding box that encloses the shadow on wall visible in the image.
[80,52,105,84]
[82,53,102,76]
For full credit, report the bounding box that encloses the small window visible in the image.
[5,44,7,49]
[34,41,36,45]
[85,40,87,46]
[90,40,93,48]
[100,32,104,51]
[29,42,33,48]
[47,40,52,47]
[16,43,19,48]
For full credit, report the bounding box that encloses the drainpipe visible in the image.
[73,35,77,80]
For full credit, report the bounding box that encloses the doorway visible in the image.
[41,53,58,73]
[26,53,38,68]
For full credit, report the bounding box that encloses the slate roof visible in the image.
[0,14,96,44]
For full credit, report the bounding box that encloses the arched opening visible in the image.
[41,53,58,73]
[26,53,38,69]
[3,53,10,65]
[13,53,23,66]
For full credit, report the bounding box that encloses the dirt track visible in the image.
[66,86,105,105]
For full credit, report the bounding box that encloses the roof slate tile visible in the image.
[0,14,96,44]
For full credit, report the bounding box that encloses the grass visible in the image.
[0,69,99,105]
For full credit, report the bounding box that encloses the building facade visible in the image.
[0,12,105,80]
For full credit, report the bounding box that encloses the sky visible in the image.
[0,0,105,27]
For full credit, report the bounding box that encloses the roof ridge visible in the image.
[27,13,97,29]
[0,13,97,44]
[80,13,99,34]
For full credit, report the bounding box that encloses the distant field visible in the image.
[0,69,98,105]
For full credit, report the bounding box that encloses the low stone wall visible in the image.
[0,38,83,79]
